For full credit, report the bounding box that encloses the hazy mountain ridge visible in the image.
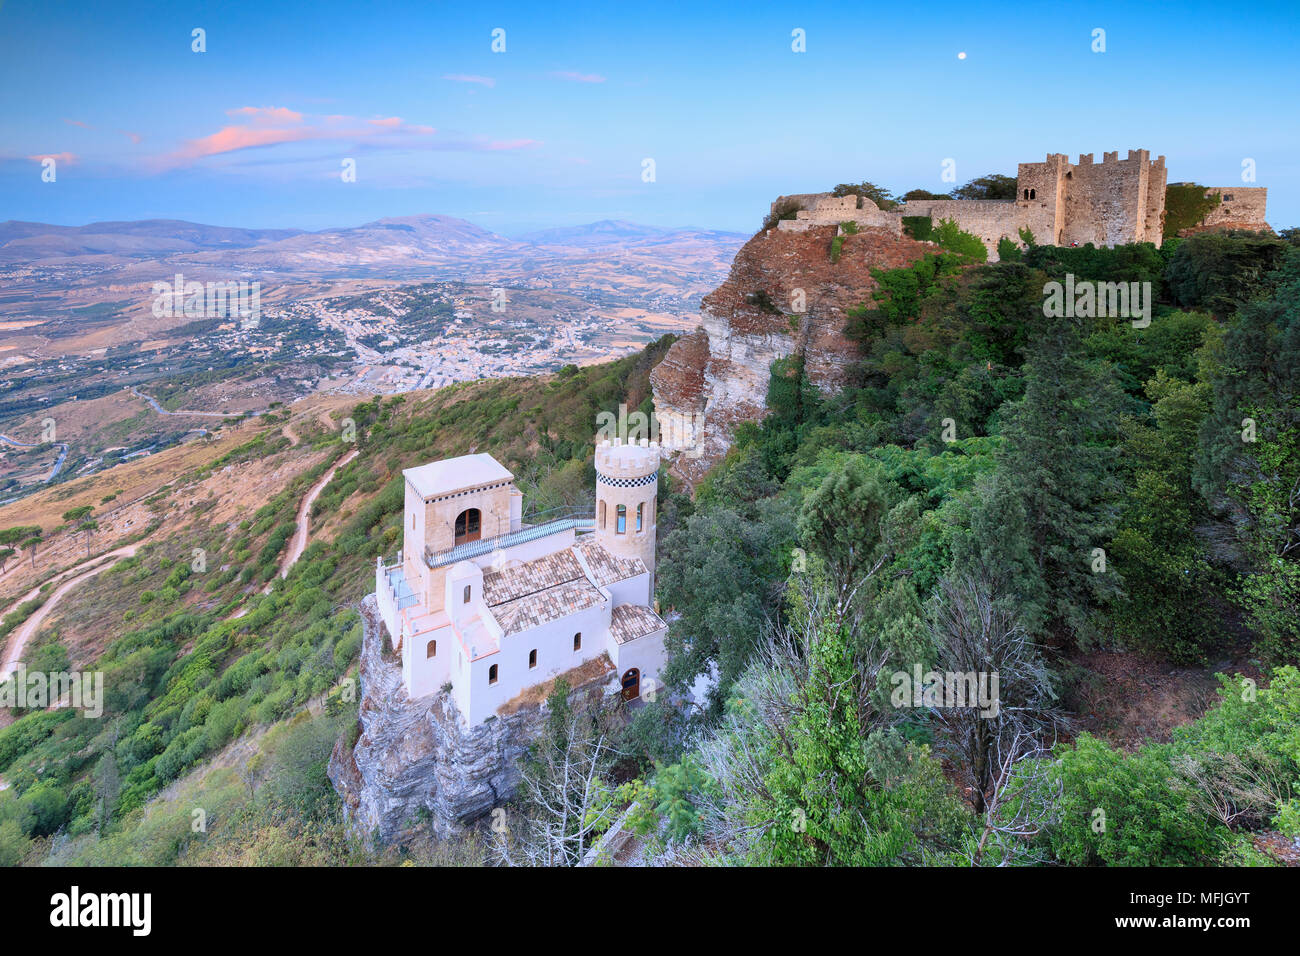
[0,214,746,270]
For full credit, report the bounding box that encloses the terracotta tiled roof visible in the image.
[575,541,645,587]
[490,580,605,636]
[610,603,666,645]
[482,549,585,606]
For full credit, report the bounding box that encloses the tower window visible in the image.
[1030,188,1036,200]
[573,632,582,652]
[528,649,537,669]
[1023,188,1029,200]
[489,663,498,685]
[426,639,437,659]
[616,504,626,534]
[636,502,644,532]
[464,584,472,604]
[454,508,481,546]
[412,515,415,531]
[599,500,606,529]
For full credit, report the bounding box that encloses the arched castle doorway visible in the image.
[621,668,640,701]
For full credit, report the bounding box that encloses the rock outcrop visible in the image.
[651,223,934,484]
[329,595,615,842]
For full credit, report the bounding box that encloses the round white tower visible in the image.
[594,438,660,575]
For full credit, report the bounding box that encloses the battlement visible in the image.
[595,438,661,480]
[771,149,1261,261]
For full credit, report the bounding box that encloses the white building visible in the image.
[375,440,668,725]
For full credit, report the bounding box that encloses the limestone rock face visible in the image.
[329,596,612,842]
[652,224,933,485]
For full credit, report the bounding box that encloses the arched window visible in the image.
[426,639,437,659]
[454,508,481,546]
[463,584,472,604]
[616,504,626,534]
[599,500,606,529]
[636,502,644,532]
[1023,188,1029,200]
[573,632,582,652]
[528,649,538,669]
[1029,188,1036,200]
[488,663,498,685]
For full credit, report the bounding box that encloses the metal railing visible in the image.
[425,511,594,569]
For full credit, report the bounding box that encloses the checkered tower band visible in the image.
[595,470,659,489]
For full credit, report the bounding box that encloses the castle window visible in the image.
[454,508,481,546]
[1023,188,1029,200]
[616,504,626,534]
[1029,188,1036,200]
[599,500,606,529]
[426,639,437,659]
[464,584,472,604]
[489,664,498,685]
[1224,194,1234,201]
[573,632,582,652]
[636,502,644,532]
[528,649,537,669]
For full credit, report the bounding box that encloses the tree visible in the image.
[491,681,620,867]
[924,573,1061,815]
[658,496,796,709]
[994,311,1125,641]
[951,174,1017,201]
[831,181,898,209]
[694,578,967,865]
[795,456,918,620]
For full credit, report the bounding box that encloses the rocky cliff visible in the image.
[650,222,934,484]
[329,596,616,842]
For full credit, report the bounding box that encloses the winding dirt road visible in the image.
[228,448,359,620]
[0,545,138,682]
[279,449,358,579]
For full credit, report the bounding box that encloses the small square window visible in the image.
[528,649,537,669]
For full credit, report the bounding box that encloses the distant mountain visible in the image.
[0,219,304,262]
[519,219,745,248]
[0,214,747,282]
[227,215,517,269]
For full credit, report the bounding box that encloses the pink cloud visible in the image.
[153,108,519,169]
[62,118,91,129]
[226,106,304,124]
[121,130,143,144]
[444,74,495,88]
[29,152,77,164]
[551,71,606,83]
[175,125,318,161]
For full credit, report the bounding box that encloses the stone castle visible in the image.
[775,149,1267,260]
[651,148,1271,484]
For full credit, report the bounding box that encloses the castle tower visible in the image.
[594,439,660,577]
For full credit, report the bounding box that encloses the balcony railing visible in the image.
[425,511,594,569]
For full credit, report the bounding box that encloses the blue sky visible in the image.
[2,0,1297,234]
